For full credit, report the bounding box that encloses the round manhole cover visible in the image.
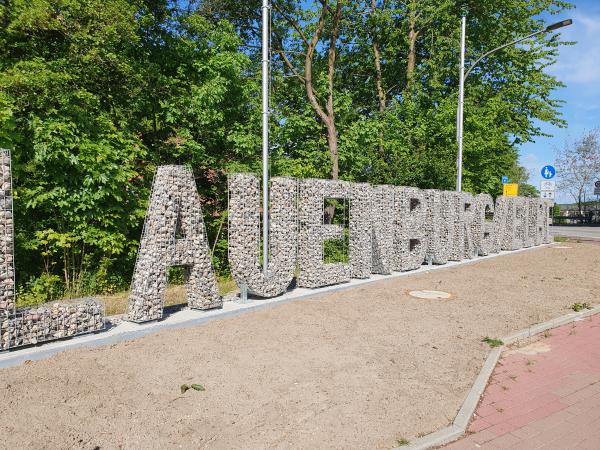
[408,290,452,300]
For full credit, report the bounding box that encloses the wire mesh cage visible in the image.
[0,149,106,351]
[1,298,105,350]
[0,149,15,319]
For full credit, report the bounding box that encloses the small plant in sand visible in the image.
[397,437,410,446]
[482,337,504,348]
[180,383,205,394]
[571,302,592,312]
[543,331,552,338]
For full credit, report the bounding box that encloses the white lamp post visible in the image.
[262,0,271,274]
[456,17,572,192]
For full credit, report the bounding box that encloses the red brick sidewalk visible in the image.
[446,314,600,449]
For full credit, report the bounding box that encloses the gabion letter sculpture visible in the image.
[473,194,496,256]
[504,197,522,251]
[228,174,298,297]
[461,193,478,259]
[0,149,104,351]
[515,197,532,249]
[530,198,552,246]
[490,196,510,253]
[127,166,221,322]
[448,192,466,261]
[349,183,373,279]
[369,185,395,275]
[393,187,427,271]
[446,192,479,261]
[349,184,398,278]
[540,199,553,244]
[0,150,15,318]
[423,190,455,265]
[298,179,351,288]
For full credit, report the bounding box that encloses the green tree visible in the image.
[0,0,256,298]
[0,0,574,302]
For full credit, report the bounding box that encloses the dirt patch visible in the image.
[507,341,552,356]
[1,243,599,449]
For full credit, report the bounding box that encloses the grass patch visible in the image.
[397,437,410,446]
[482,337,504,348]
[553,235,569,243]
[100,276,238,316]
[571,302,592,312]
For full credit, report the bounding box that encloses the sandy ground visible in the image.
[1,243,599,450]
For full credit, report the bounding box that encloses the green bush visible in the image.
[16,273,63,307]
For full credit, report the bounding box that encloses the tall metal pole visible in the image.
[456,15,466,192]
[261,0,270,275]
[454,18,570,194]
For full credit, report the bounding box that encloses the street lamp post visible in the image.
[261,0,271,275]
[455,18,572,192]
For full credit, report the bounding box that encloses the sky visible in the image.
[519,0,600,203]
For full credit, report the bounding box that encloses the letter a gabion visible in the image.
[127,166,221,322]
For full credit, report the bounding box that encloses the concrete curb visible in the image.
[400,304,600,450]
[0,243,554,369]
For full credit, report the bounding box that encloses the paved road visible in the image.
[550,226,600,240]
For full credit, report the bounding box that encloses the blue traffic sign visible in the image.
[501,176,509,184]
[541,165,556,180]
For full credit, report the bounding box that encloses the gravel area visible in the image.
[0,243,598,450]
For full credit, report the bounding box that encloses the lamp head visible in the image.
[545,19,572,32]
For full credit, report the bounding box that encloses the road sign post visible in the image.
[595,181,600,224]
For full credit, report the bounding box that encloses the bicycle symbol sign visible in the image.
[541,165,556,180]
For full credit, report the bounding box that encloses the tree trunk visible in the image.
[276,1,343,181]
[370,0,387,164]
[325,119,339,179]
[406,0,418,89]
[325,0,343,180]
[371,1,386,113]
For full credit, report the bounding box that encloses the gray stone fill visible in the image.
[127,165,221,323]
[2,300,104,349]
[228,174,298,297]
